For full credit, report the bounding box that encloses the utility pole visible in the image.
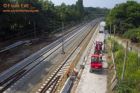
[109,9,112,38]
[112,25,116,52]
[121,41,128,80]
[110,23,111,37]
[34,21,36,38]
[61,13,65,54]
[113,25,116,38]
[138,51,140,68]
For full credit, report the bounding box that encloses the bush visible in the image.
[113,41,123,52]
[123,27,140,43]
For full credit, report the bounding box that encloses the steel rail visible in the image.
[38,22,98,93]
[0,21,98,92]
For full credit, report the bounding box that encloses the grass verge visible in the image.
[107,37,140,93]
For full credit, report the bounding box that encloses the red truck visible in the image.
[90,53,103,72]
[94,41,103,54]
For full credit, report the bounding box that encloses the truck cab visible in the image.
[90,54,103,72]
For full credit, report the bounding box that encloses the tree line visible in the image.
[0,0,108,41]
[0,0,84,41]
[106,1,140,42]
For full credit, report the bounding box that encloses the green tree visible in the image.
[106,1,140,34]
[76,0,84,19]
[0,0,108,41]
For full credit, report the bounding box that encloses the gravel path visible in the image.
[76,23,108,93]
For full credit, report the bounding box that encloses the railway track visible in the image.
[36,22,98,93]
[0,19,101,93]
[0,22,86,85]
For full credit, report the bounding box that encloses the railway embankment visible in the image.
[107,36,140,93]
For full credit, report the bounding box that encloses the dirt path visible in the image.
[112,36,140,54]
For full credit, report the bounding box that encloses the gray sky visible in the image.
[50,0,140,8]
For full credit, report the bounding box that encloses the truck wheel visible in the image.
[90,68,92,73]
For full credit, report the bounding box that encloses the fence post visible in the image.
[121,41,128,80]
[138,51,140,68]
